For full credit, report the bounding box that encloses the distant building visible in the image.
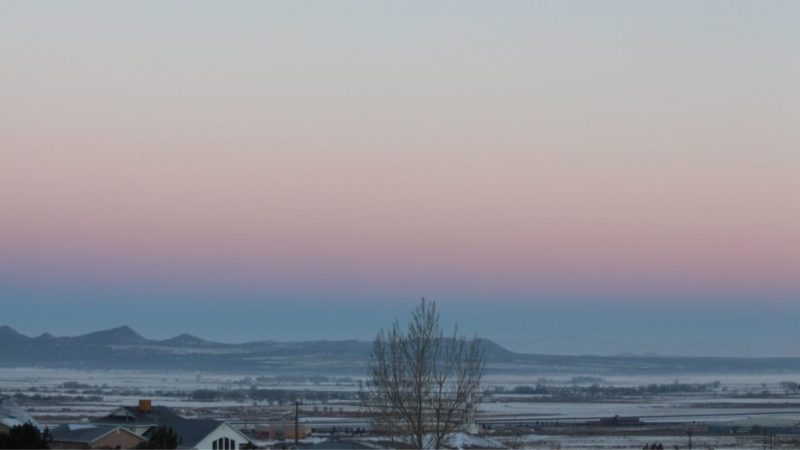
[596,415,641,426]
[49,424,146,449]
[708,417,800,435]
[0,397,40,433]
[254,422,311,441]
[92,400,252,450]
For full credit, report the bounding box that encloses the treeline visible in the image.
[8,392,104,403]
[251,375,359,385]
[9,388,363,405]
[190,387,362,404]
[0,424,50,449]
[489,381,721,400]
[4,380,366,405]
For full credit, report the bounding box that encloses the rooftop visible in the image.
[93,405,183,426]
[93,403,249,449]
[50,424,144,444]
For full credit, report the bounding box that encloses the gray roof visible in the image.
[50,424,144,444]
[93,405,183,426]
[146,419,226,449]
[94,405,250,449]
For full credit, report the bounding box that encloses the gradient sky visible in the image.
[1,1,798,356]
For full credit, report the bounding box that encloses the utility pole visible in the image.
[687,428,693,450]
[295,400,300,446]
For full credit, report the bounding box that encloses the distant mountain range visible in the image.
[2,325,800,375]
[0,325,513,374]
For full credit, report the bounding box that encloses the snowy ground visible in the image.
[3,368,800,448]
[497,433,796,449]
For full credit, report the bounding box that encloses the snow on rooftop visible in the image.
[0,397,40,428]
[447,432,504,449]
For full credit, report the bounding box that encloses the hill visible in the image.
[2,325,800,375]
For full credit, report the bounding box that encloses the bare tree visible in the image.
[368,298,485,449]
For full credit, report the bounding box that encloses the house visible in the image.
[49,424,146,449]
[92,400,253,450]
[92,401,183,436]
[0,397,40,433]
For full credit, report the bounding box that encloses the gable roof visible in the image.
[50,424,145,444]
[94,405,251,449]
[93,405,183,426]
[149,419,223,449]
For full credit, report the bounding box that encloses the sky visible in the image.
[1,1,798,356]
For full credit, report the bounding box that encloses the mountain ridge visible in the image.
[0,325,513,354]
[3,325,800,375]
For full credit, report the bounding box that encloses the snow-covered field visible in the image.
[499,433,792,449]
[3,367,800,448]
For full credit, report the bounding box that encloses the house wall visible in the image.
[107,424,152,436]
[93,421,152,436]
[193,423,250,450]
[50,441,90,449]
[51,428,145,450]
[93,428,146,449]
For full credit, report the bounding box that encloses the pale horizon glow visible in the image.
[1,1,798,356]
